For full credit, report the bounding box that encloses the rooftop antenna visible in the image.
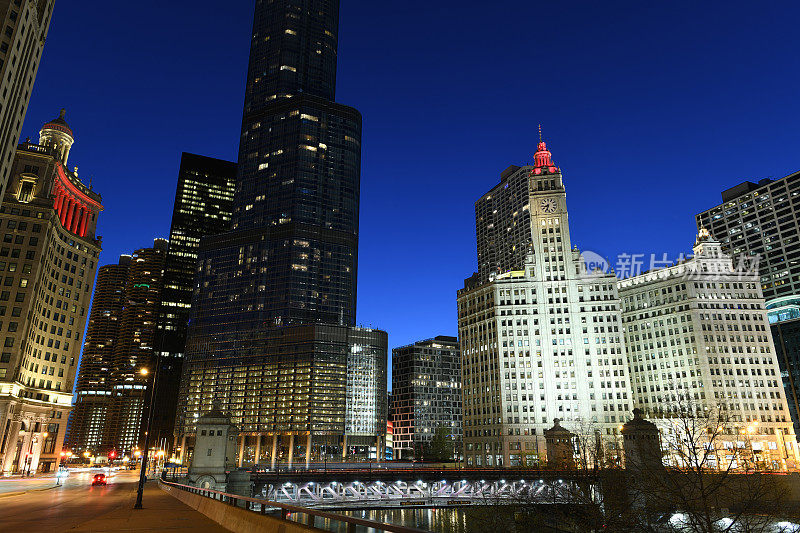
[538,124,542,142]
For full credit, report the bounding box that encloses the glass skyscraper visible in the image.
[152,153,235,452]
[175,0,385,468]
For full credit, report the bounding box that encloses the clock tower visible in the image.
[460,136,632,469]
[528,139,576,283]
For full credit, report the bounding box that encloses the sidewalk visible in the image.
[69,481,232,532]
[0,476,59,496]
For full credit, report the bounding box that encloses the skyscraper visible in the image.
[619,231,798,470]
[0,111,102,474]
[391,336,462,460]
[458,141,631,468]
[67,239,168,457]
[766,296,800,442]
[153,153,235,449]
[65,256,130,454]
[0,1,55,199]
[176,0,385,467]
[696,171,800,300]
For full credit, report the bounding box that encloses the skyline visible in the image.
[20,0,800,351]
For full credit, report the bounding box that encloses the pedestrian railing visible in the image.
[160,479,428,533]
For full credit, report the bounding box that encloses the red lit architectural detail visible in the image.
[531,126,560,175]
[51,162,100,238]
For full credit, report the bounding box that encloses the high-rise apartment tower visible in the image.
[67,240,168,457]
[696,171,800,300]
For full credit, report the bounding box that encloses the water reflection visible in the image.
[313,507,481,533]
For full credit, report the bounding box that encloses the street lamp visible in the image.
[134,359,160,509]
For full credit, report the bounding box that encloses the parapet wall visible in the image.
[159,481,319,533]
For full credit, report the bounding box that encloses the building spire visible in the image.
[532,128,558,174]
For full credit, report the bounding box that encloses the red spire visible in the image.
[532,125,558,175]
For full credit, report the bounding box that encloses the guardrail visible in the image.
[160,479,428,533]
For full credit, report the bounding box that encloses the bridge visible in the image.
[249,467,596,507]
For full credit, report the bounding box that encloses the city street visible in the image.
[0,470,228,532]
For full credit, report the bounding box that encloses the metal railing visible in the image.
[160,479,429,533]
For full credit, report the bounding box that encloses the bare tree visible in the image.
[626,400,800,533]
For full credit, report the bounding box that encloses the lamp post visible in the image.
[134,360,160,509]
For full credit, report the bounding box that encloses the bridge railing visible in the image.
[160,479,428,533]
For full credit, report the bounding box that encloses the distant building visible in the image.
[767,295,800,441]
[0,1,55,199]
[619,231,799,470]
[458,140,631,468]
[67,239,168,458]
[391,336,461,460]
[385,419,394,461]
[475,165,534,282]
[0,111,102,474]
[696,171,800,300]
[65,256,130,454]
[155,153,235,453]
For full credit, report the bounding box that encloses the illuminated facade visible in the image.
[458,141,631,468]
[67,240,168,457]
[696,170,800,300]
[176,0,385,465]
[0,0,55,199]
[177,325,387,467]
[391,336,462,460]
[619,232,799,470]
[0,111,102,474]
[153,153,235,451]
[65,256,130,454]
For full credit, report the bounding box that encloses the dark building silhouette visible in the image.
[768,297,800,441]
[152,154,235,450]
[175,0,385,467]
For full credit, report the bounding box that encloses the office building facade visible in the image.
[696,170,800,300]
[767,295,800,442]
[619,231,799,470]
[458,141,632,468]
[0,111,102,474]
[175,0,385,465]
[391,336,462,460]
[0,0,55,199]
[153,153,235,452]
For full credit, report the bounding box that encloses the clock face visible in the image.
[540,198,558,214]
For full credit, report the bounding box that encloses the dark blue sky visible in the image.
[23,1,799,352]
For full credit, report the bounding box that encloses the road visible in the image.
[0,469,227,533]
[0,470,140,531]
